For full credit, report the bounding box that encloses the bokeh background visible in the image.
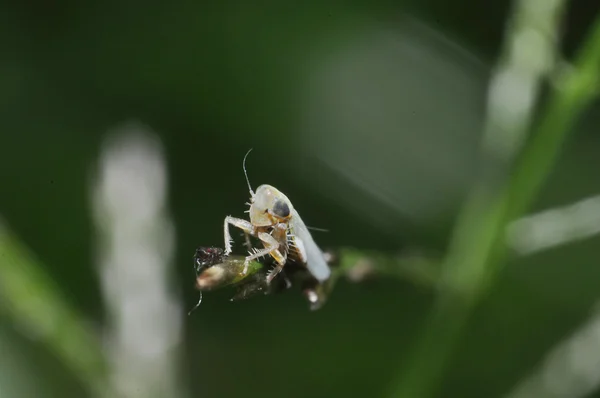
[2,1,600,397]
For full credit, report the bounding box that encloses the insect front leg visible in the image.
[223,216,256,255]
[264,223,291,284]
[245,232,287,279]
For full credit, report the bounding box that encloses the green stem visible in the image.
[0,221,112,397]
[335,248,440,287]
[389,6,600,398]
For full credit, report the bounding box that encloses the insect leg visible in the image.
[266,263,285,285]
[244,232,281,262]
[242,232,253,250]
[224,216,255,255]
[244,232,286,278]
[264,223,291,283]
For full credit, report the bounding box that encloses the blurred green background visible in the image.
[1,1,600,397]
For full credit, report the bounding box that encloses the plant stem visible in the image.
[0,220,111,397]
[389,3,600,398]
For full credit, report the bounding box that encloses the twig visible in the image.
[189,246,439,309]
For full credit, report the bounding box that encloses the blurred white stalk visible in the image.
[504,194,600,398]
[508,194,600,255]
[390,0,569,396]
[506,303,600,398]
[482,0,563,162]
[91,122,185,398]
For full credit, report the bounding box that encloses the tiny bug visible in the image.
[188,247,225,314]
[188,246,264,314]
[223,149,331,285]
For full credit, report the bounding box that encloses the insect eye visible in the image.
[272,200,290,218]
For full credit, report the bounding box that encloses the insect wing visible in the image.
[289,209,331,282]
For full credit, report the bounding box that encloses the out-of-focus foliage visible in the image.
[1,1,600,398]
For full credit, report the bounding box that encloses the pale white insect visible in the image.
[223,149,331,284]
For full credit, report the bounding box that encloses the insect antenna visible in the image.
[306,226,329,233]
[242,148,255,198]
[188,291,202,315]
